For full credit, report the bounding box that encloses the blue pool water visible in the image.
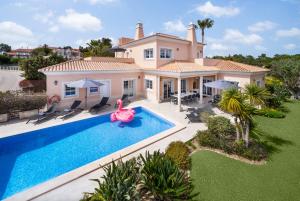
[0,107,174,200]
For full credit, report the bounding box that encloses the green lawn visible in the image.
[191,102,300,201]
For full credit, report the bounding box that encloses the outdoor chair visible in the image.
[185,112,201,123]
[90,97,111,112]
[59,100,82,119]
[187,95,192,103]
[27,103,58,124]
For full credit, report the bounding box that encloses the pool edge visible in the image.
[3,106,185,201]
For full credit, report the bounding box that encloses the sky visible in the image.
[0,0,300,57]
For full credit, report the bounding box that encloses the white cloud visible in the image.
[196,1,240,17]
[74,0,118,5]
[75,39,90,47]
[284,43,297,50]
[210,43,230,51]
[58,9,102,32]
[89,0,117,4]
[0,21,36,48]
[33,10,54,24]
[276,27,300,37]
[49,25,59,33]
[224,29,263,45]
[164,20,186,32]
[248,21,277,32]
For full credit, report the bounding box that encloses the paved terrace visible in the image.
[0,99,231,201]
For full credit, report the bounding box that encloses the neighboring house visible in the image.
[7,48,33,59]
[39,22,269,110]
[51,47,81,60]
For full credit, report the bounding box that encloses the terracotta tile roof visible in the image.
[204,59,269,73]
[39,60,141,72]
[156,60,219,73]
[84,57,134,64]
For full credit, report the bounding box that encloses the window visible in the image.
[160,48,172,58]
[64,85,76,97]
[144,48,153,59]
[145,79,153,89]
[89,87,99,94]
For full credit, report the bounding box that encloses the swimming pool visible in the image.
[0,107,175,200]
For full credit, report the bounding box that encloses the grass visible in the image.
[191,102,300,201]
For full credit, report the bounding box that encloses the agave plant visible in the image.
[139,151,194,201]
[83,159,140,201]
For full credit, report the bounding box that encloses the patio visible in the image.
[156,75,219,111]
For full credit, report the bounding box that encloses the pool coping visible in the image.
[3,105,186,201]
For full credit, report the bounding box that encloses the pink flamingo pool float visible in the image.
[110,99,135,123]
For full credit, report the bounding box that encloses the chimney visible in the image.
[135,22,144,40]
[186,22,197,44]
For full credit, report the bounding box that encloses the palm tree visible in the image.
[196,18,214,44]
[219,88,244,141]
[219,88,255,147]
[244,84,270,107]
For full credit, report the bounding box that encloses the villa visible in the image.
[40,22,268,110]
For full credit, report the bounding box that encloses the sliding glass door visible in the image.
[123,79,136,97]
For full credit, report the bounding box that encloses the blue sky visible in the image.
[0,0,299,56]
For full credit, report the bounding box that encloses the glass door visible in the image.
[163,80,173,99]
[123,79,136,97]
[203,78,213,95]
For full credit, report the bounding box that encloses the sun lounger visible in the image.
[114,94,130,108]
[27,103,58,124]
[90,97,111,112]
[59,100,82,119]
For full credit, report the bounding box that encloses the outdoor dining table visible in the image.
[170,92,197,98]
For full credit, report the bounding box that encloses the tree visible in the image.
[219,88,245,142]
[270,59,300,97]
[31,44,52,57]
[244,84,270,107]
[20,54,65,80]
[0,43,11,52]
[196,18,214,44]
[80,38,114,58]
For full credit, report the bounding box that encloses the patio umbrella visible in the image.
[204,80,238,90]
[66,78,103,108]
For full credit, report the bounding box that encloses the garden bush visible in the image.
[140,151,194,201]
[82,151,196,201]
[165,141,191,170]
[199,111,213,123]
[197,130,268,161]
[255,108,285,118]
[207,116,235,137]
[0,91,47,114]
[82,159,140,201]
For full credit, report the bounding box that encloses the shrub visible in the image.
[82,159,140,201]
[197,130,219,148]
[207,116,235,137]
[0,92,14,114]
[139,151,194,201]
[0,91,47,114]
[197,130,268,161]
[199,111,213,123]
[165,141,191,170]
[255,108,285,118]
